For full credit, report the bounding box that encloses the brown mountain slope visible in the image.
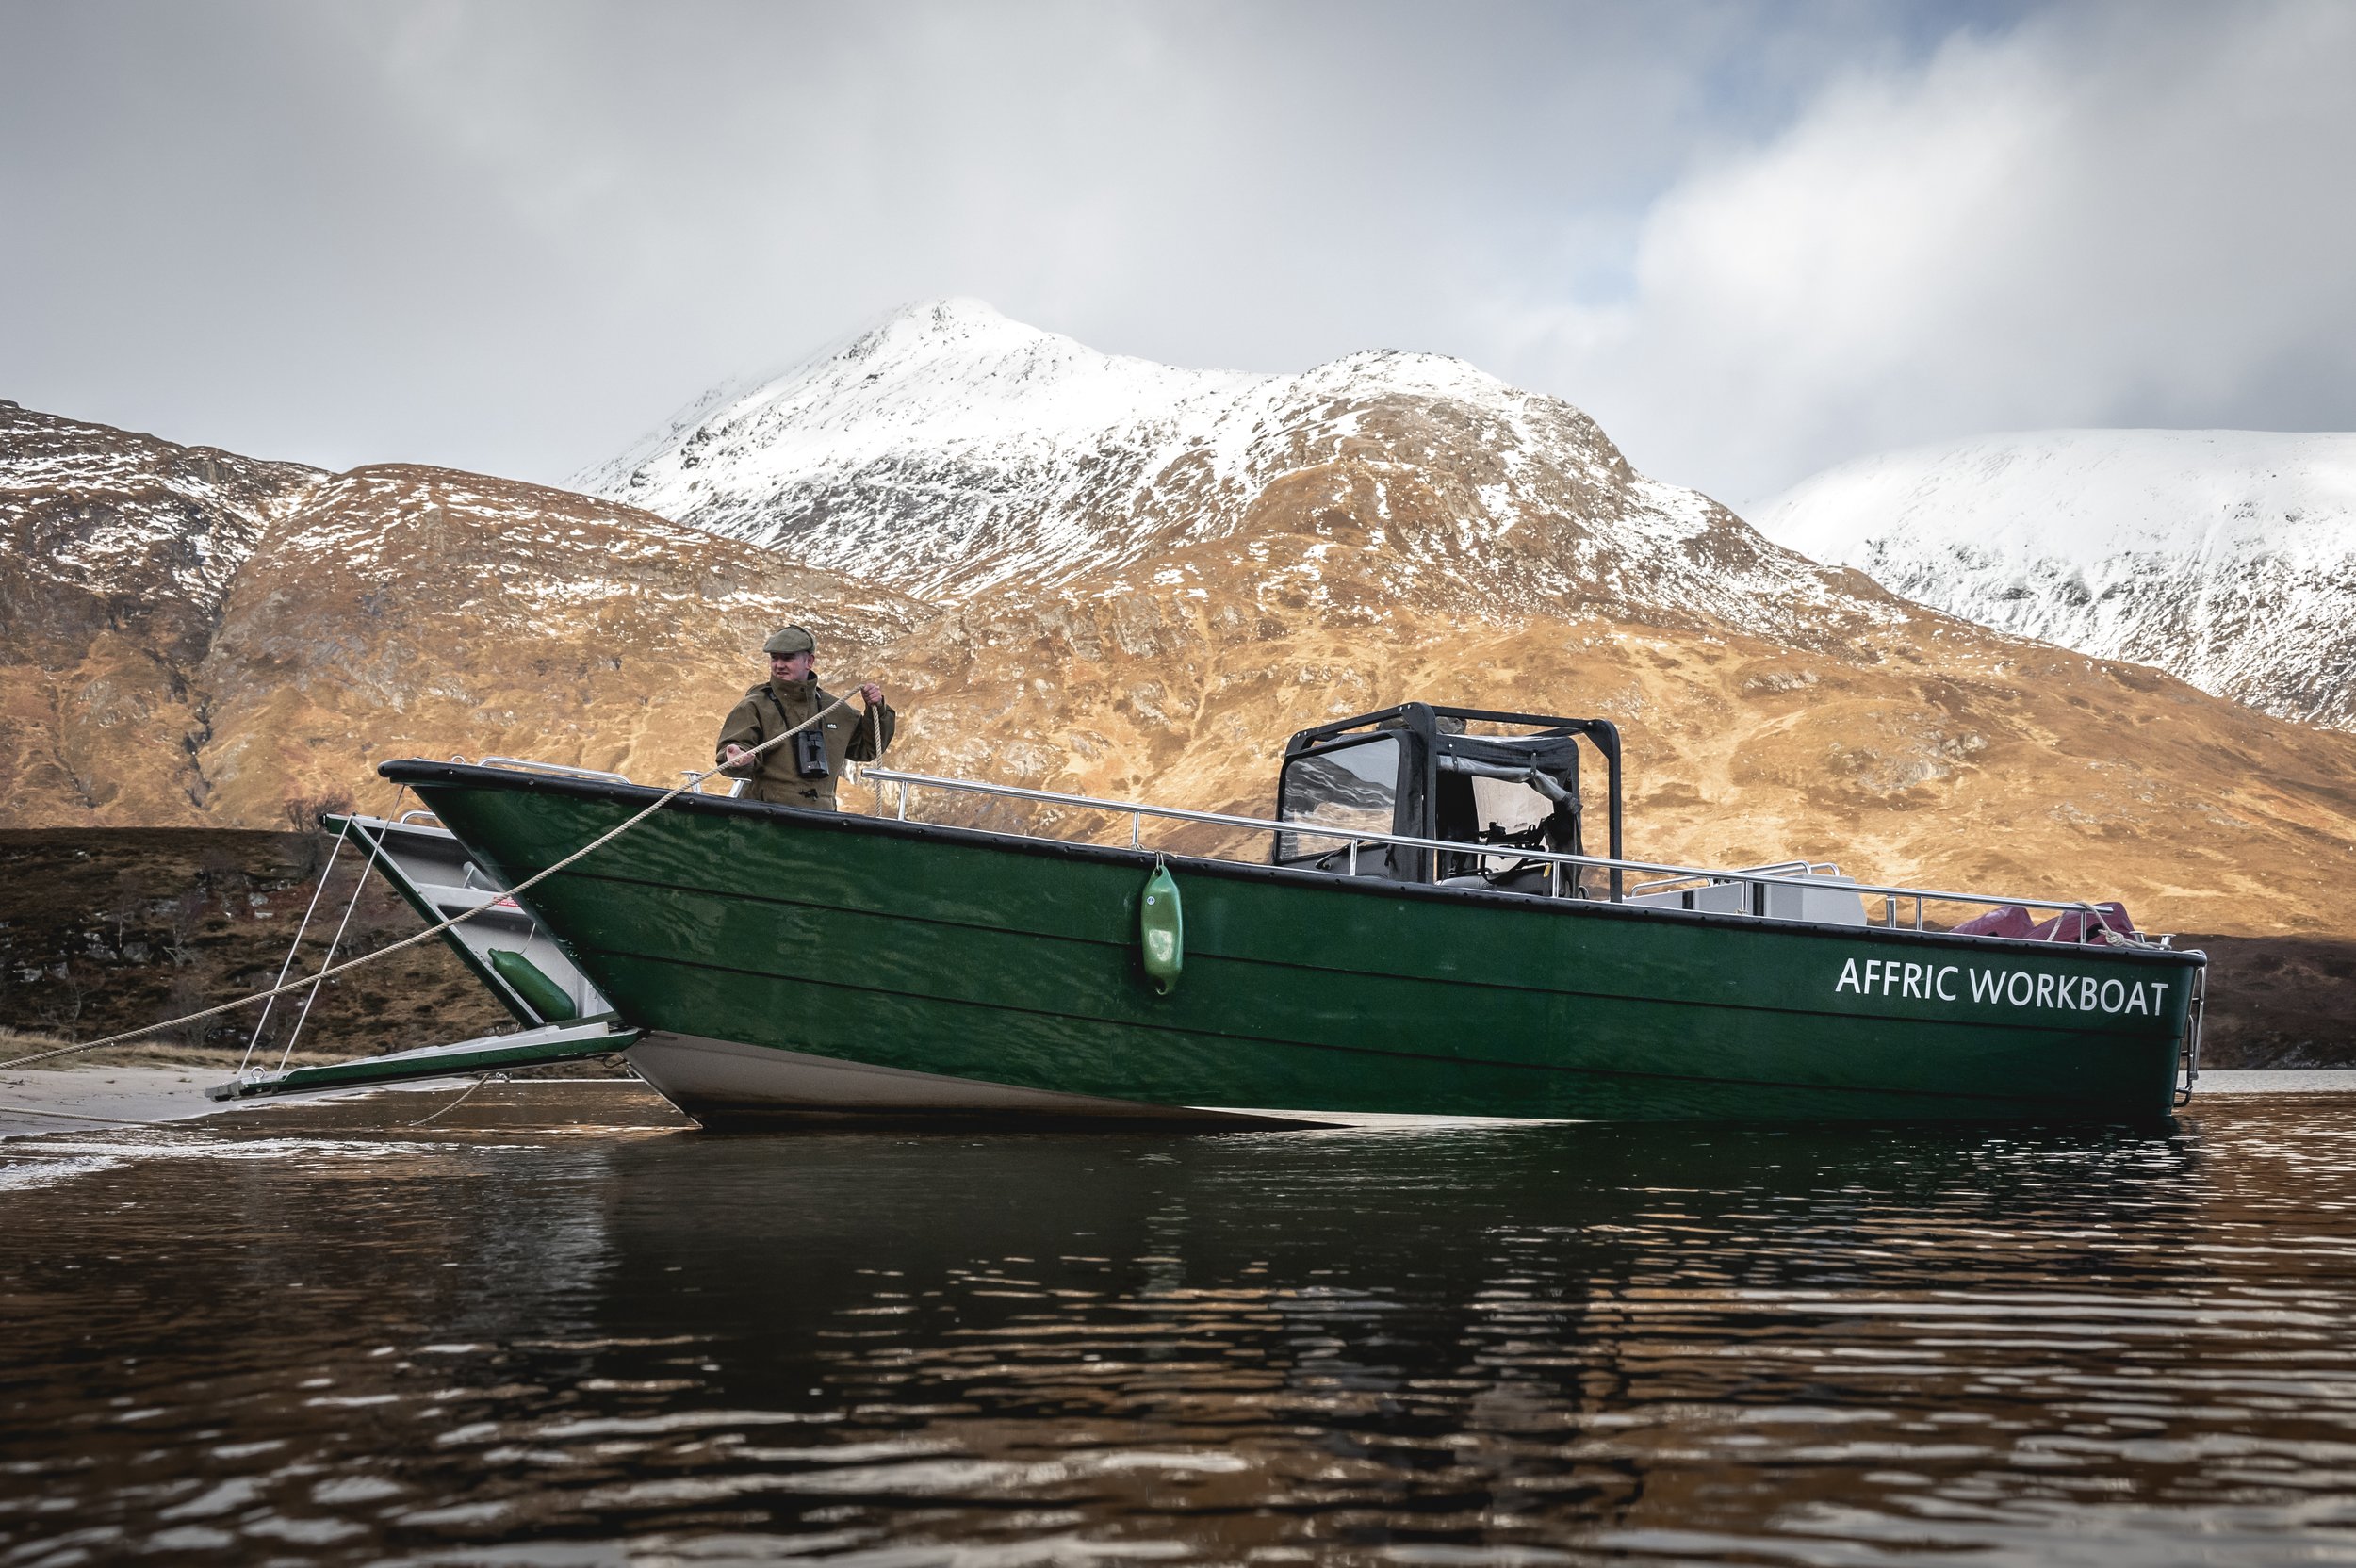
[188,465,936,825]
[870,521,2356,939]
[0,416,937,829]
[0,401,322,820]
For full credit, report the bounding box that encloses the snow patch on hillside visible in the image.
[1748,430,2356,729]
[0,403,323,612]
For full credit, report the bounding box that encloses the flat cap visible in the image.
[762,625,816,656]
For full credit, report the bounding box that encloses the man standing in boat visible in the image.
[715,626,895,809]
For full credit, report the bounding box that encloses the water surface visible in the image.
[4,1084,2355,1565]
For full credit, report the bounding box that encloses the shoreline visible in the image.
[4,1066,2350,1140]
[2180,1069,2356,1096]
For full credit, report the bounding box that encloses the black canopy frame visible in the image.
[1276,702,1627,899]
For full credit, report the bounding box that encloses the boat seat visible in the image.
[1436,867,1563,897]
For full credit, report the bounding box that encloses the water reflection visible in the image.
[3,1088,2355,1564]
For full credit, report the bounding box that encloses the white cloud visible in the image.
[3,3,2350,504]
[1492,1,2356,502]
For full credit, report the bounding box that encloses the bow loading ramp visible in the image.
[207,810,638,1102]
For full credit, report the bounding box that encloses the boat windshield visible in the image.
[1470,775,1552,843]
[1277,736,1399,862]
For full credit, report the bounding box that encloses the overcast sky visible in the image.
[5,0,2352,504]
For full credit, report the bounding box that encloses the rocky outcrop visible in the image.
[0,401,322,822]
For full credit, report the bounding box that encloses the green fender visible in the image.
[1139,862,1184,995]
[488,947,580,1022]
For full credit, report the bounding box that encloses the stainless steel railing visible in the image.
[861,767,2121,935]
[1628,860,1838,898]
[479,757,632,785]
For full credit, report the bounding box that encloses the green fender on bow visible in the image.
[1139,861,1184,995]
[488,947,580,1022]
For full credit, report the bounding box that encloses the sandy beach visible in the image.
[0,1066,246,1138]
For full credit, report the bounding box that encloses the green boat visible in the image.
[314,701,2204,1129]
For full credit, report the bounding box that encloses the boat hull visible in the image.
[623,1030,1295,1128]
[387,764,2203,1128]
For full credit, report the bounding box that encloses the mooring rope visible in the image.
[236,814,352,1077]
[272,818,384,1075]
[0,692,867,1073]
[239,786,417,1080]
[406,1072,497,1127]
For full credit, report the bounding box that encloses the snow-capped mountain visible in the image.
[562,304,2356,940]
[577,299,1883,641]
[1749,431,2356,731]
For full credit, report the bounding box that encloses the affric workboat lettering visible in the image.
[1835,956,2171,1016]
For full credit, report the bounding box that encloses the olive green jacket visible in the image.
[714,678,895,809]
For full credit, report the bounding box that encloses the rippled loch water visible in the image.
[5,1085,2356,1566]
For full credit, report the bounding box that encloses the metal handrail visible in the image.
[479,756,632,785]
[861,767,2110,927]
[1628,860,1836,898]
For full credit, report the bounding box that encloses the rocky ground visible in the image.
[2174,932,2356,1069]
[0,827,514,1070]
[4,827,2346,1071]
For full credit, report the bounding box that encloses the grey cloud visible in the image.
[2,0,2333,506]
